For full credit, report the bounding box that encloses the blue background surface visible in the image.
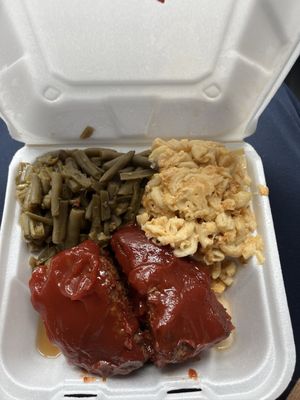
[0,84,299,399]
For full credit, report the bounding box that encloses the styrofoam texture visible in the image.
[0,0,300,144]
[0,142,295,400]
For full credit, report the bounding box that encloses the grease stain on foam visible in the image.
[36,318,61,358]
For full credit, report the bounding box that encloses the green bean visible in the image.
[99,151,135,183]
[107,181,120,200]
[52,200,69,244]
[84,148,121,160]
[39,170,51,194]
[16,190,27,204]
[85,197,93,221]
[25,212,53,225]
[58,150,70,162]
[136,149,151,157]
[100,190,110,221]
[119,166,134,174]
[118,181,134,195]
[80,126,94,139]
[24,164,34,182]
[72,150,103,179]
[37,246,57,264]
[124,181,142,222]
[63,166,91,189]
[22,184,33,211]
[16,183,28,191]
[110,214,122,230]
[90,157,102,167]
[61,183,73,200]
[22,189,31,211]
[29,219,45,240]
[102,155,123,170]
[35,152,59,166]
[108,199,117,209]
[51,172,63,217]
[68,169,91,188]
[56,160,65,173]
[120,168,154,181]
[65,208,85,248]
[29,256,38,270]
[90,180,105,193]
[65,157,78,169]
[89,195,101,236]
[103,221,110,236]
[42,193,51,209]
[65,178,81,193]
[116,195,133,203]
[100,149,122,161]
[114,201,130,216]
[20,213,31,240]
[29,173,43,208]
[132,155,152,168]
[15,163,29,185]
[84,148,101,157]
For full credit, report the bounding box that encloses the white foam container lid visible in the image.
[0,1,299,399]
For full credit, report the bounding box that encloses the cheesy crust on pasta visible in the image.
[137,138,264,265]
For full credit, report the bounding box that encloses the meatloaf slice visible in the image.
[111,225,234,367]
[30,240,150,377]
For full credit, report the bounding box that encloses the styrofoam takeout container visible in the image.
[0,1,299,399]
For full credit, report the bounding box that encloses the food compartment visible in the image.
[0,141,293,400]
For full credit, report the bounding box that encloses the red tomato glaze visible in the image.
[29,240,149,377]
[111,225,234,367]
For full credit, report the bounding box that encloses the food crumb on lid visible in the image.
[188,368,198,379]
[258,184,269,196]
[80,126,95,139]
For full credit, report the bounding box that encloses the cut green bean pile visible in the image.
[15,147,155,268]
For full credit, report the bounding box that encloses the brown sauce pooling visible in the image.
[36,318,61,358]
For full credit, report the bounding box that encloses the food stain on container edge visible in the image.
[36,318,61,358]
[216,330,235,350]
[81,372,106,383]
[188,368,198,379]
[215,296,235,351]
[82,375,97,383]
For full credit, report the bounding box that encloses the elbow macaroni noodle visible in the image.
[137,138,264,270]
